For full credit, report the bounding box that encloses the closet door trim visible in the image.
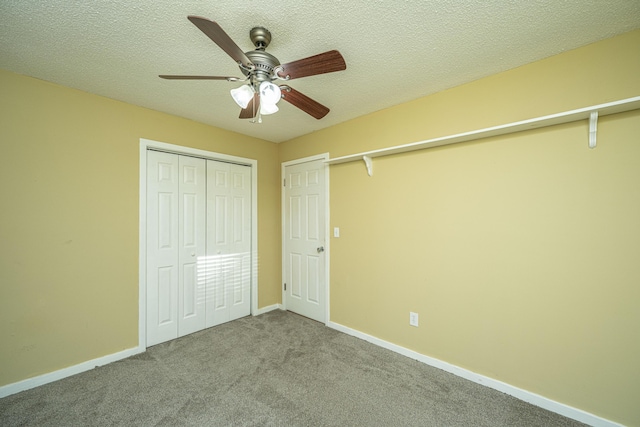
[139,138,258,349]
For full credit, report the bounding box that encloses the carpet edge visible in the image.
[326,321,622,427]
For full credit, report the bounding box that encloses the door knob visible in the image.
[317,246,325,253]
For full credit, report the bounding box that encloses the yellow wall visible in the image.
[0,69,281,387]
[280,30,640,426]
[2,27,639,426]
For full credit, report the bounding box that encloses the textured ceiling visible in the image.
[1,1,639,143]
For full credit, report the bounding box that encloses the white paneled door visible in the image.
[283,158,327,323]
[146,151,181,346]
[146,150,251,346]
[177,155,206,337]
[206,160,252,327]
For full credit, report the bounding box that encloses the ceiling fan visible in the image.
[160,16,347,122]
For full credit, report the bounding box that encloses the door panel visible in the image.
[228,168,251,320]
[206,160,251,327]
[147,151,179,346]
[284,159,327,322]
[177,155,206,337]
[290,253,302,299]
[307,256,320,303]
[182,263,197,316]
[157,266,174,324]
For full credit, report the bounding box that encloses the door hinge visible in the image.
[283,178,286,187]
[284,283,287,291]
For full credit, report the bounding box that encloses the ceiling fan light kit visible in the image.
[230,84,254,109]
[260,101,279,116]
[160,16,347,123]
[259,81,281,105]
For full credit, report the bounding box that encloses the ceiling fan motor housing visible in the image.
[239,27,280,85]
[243,50,280,83]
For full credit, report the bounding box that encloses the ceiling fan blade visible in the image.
[239,94,260,119]
[187,16,253,69]
[276,50,346,80]
[159,75,241,81]
[280,86,330,119]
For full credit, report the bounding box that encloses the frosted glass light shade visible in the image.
[259,81,282,105]
[260,102,279,115]
[230,85,254,109]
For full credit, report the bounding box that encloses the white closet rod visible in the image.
[325,96,640,176]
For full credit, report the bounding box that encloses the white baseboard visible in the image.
[327,321,622,427]
[0,306,283,399]
[0,346,144,399]
[254,303,283,316]
[1,315,621,427]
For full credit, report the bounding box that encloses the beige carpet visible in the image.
[0,310,586,426]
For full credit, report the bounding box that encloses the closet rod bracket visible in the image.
[363,155,373,176]
[589,111,598,149]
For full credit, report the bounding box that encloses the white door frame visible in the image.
[139,138,258,349]
[281,153,330,325]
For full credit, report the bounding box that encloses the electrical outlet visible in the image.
[334,227,340,238]
[409,312,419,327]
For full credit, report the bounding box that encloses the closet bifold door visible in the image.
[177,155,206,337]
[146,151,179,346]
[206,160,252,327]
[146,151,206,346]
